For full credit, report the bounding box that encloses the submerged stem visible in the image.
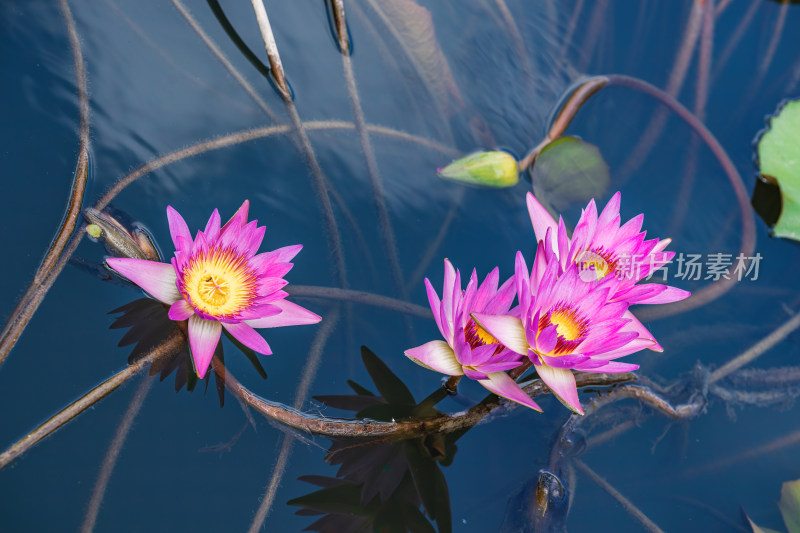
[81,375,155,533]
[0,331,184,470]
[0,0,90,369]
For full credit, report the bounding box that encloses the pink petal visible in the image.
[168,299,195,321]
[244,299,321,328]
[221,200,250,233]
[633,286,691,305]
[252,245,303,268]
[535,324,558,354]
[188,316,222,379]
[106,258,180,304]
[478,372,542,412]
[534,363,583,414]
[579,361,640,373]
[204,209,221,242]
[166,206,192,252]
[424,278,445,337]
[622,310,662,351]
[471,313,529,355]
[526,192,558,247]
[405,340,464,376]
[223,322,272,355]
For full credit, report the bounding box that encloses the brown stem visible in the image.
[81,375,155,533]
[222,369,635,440]
[245,307,342,533]
[249,0,291,100]
[605,74,756,321]
[519,76,609,170]
[617,0,704,179]
[708,310,800,385]
[170,0,280,122]
[668,0,714,238]
[574,459,666,533]
[337,1,409,313]
[287,285,431,318]
[0,330,184,470]
[0,121,454,370]
[0,0,90,369]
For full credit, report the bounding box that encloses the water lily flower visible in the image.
[405,259,541,411]
[527,191,690,352]
[106,201,321,378]
[474,236,656,415]
[527,191,690,305]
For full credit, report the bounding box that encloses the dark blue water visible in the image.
[2,1,800,531]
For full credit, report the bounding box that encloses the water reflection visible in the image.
[290,347,456,532]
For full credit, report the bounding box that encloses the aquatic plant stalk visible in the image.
[669,0,714,238]
[333,0,409,310]
[519,76,609,170]
[0,330,184,470]
[249,0,290,100]
[0,120,453,372]
[81,375,155,533]
[170,0,280,122]
[577,0,608,72]
[605,74,756,321]
[574,459,665,533]
[712,0,760,81]
[245,307,341,533]
[221,369,635,440]
[708,310,800,384]
[0,0,89,369]
[617,0,704,179]
[287,285,431,318]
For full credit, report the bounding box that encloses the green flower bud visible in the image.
[437,151,519,188]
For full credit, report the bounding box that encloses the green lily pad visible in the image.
[779,478,800,533]
[532,136,610,212]
[756,98,800,240]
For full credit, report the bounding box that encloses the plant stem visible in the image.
[0,330,184,470]
[0,0,90,369]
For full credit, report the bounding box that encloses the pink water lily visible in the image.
[106,201,321,378]
[527,191,689,352]
[474,232,659,415]
[405,259,541,411]
[527,191,690,306]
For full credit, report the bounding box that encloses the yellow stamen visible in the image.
[182,246,257,317]
[549,308,583,341]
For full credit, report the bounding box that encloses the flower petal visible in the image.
[579,361,639,373]
[478,372,542,412]
[223,322,272,355]
[167,299,195,321]
[166,206,192,252]
[534,363,583,415]
[471,313,529,355]
[405,340,464,376]
[203,209,221,243]
[106,258,180,304]
[526,192,558,248]
[221,200,249,233]
[244,299,321,328]
[188,316,222,378]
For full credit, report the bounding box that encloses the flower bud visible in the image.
[437,151,519,188]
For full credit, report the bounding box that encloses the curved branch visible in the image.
[223,369,636,440]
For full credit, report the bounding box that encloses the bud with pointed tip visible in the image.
[437,151,519,188]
